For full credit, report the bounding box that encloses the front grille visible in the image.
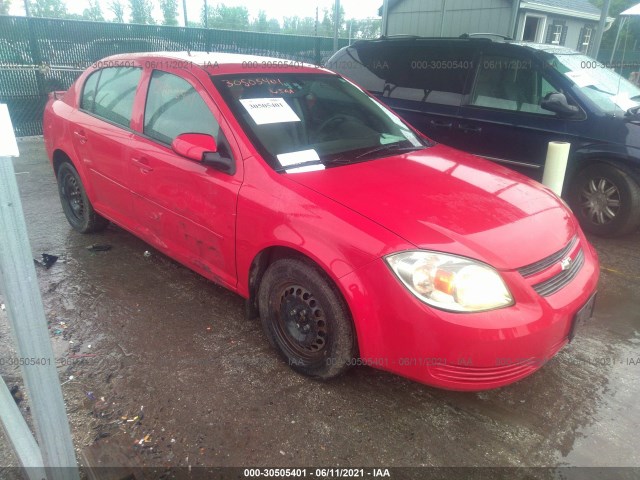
[518,236,578,278]
[531,249,585,296]
[430,361,538,384]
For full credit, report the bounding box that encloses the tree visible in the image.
[282,16,317,36]
[129,0,154,24]
[109,0,125,23]
[83,0,104,22]
[29,0,68,18]
[590,0,640,52]
[318,5,346,36]
[267,18,280,33]
[202,3,250,30]
[0,0,11,15]
[350,18,381,40]
[253,10,268,32]
[160,0,178,26]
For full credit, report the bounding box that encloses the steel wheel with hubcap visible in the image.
[258,257,356,379]
[569,163,640,237]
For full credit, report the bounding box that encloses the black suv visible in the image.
[328,36,640,237]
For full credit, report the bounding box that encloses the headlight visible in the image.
[385,251,514,312]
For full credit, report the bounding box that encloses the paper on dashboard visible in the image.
[239,98,301,125]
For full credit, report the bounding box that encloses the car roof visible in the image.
[102,51,326,73]
[348,36,583,56]
[510,42,583,56]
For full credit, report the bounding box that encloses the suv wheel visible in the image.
[568,163,640,237]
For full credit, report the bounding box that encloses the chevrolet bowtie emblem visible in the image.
[560,256,572,271]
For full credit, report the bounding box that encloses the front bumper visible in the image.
[338,232,600,391]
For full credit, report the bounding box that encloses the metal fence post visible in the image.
[0,104,80,480]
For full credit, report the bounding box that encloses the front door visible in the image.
[129,68,243,288]
[455,51,570,180]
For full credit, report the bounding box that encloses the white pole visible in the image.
[333,0,340,52]
[542,141,571,196]
[610,17,626,64]
[0,105,80,480]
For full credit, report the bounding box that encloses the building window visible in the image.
[552,24,563,45]
[546,20,567,46]
[581,27,593,53]
[522,15,546,42]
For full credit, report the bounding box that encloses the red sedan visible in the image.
[43,52,599,390]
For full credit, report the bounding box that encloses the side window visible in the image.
[91,67,142,127]
[144,70,220,145]
[470,55,554,115]
[356,45,473,106]
[80,70,100,112]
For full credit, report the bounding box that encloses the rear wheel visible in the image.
[258,258,356,379]
[568,163,640,237]
[57,162,109,233]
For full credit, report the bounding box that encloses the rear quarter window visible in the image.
[81,67,142,128]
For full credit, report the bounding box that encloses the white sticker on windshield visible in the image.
[239,98,301,125]
[401,129,423,147]
[566,71,596,88]
[612,93,638,111]
[286,164,326,174]
[276,149,320,167]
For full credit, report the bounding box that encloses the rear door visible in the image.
[128,67,243,289]
[72,66,142,227]
[456,47,570,178]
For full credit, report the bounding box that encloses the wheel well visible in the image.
[245,246,303,319]
[246,246,359,357]
[52,149,72,178]
[568,157,640,186]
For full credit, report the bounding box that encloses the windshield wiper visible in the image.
[626,105,640,118]
[353,143,426,160]
[323,143,428,167]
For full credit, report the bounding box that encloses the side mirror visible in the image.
[171,133,235,175]
[541,92,581,118]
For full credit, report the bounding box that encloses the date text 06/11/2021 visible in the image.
[243,468,391,478]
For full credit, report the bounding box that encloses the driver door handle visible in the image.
[132,156,153,173]
[73,130,88,144]
[430,120,453,129]
[458,124,482,134]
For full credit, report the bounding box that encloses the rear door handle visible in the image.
[73,130,88,144]
[430,120,453,129]
[458,124,482,134]
[132,157,153,173]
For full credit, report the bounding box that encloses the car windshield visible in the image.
[548,53,640,114]
[213,73,429,172]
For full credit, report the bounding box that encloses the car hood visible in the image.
[287,145,577,270]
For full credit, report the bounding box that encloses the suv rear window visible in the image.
[351,43,475,106]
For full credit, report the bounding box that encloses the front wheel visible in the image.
[568,163,640,237]
[258,258,356,379]
[57,162,109,233]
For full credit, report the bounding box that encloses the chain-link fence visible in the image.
[0,15,349,136]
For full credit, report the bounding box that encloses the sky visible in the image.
[9,0,382,23]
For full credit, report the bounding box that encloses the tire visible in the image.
[258,257,356,379]
[568,163,640,237]
[57,162,109,233]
